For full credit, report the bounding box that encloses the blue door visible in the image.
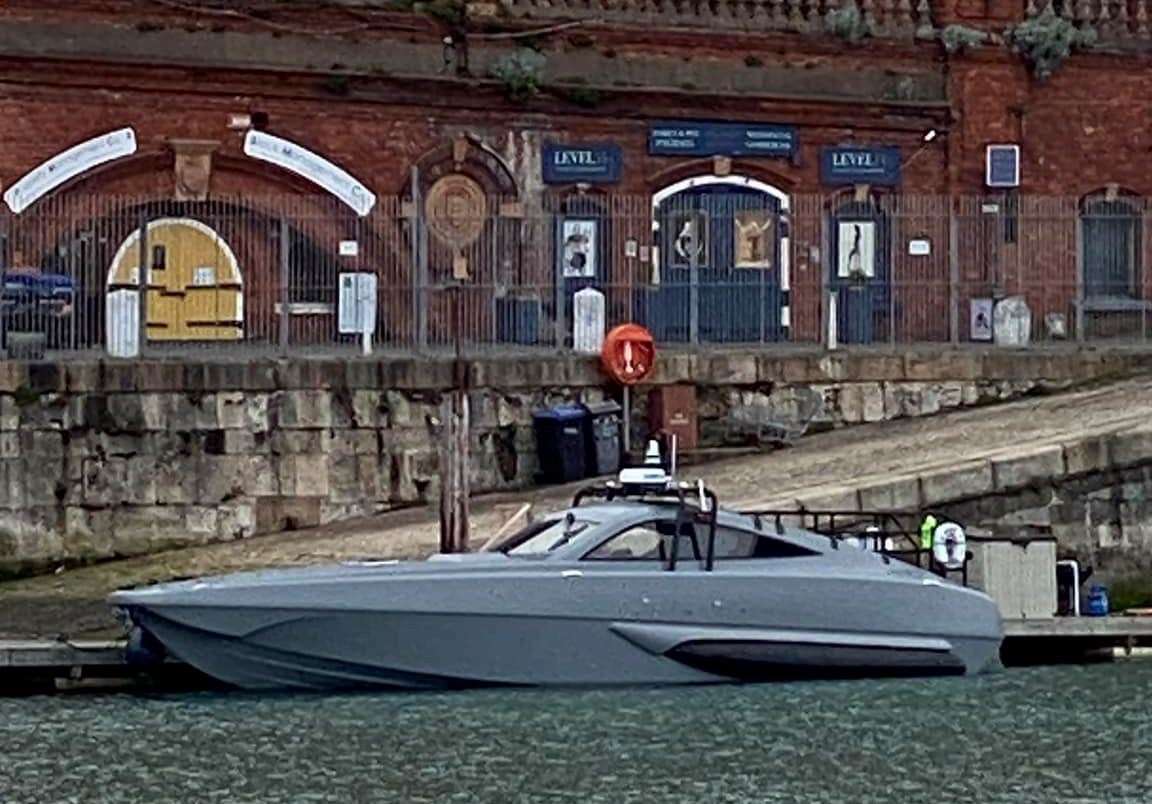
[1082,199,1139,300]
[645,187,783,343]
[829,201,890,345]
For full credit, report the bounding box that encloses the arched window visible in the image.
[1081,194,1142,300]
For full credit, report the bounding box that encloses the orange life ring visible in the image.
[601,323,656,385]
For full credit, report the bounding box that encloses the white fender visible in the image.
[932,521,967,570]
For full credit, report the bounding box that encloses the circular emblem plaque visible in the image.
[425,174,487,250]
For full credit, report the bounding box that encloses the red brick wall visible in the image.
[0,2,1149,347]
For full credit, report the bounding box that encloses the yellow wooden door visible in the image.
[107,218,243,340]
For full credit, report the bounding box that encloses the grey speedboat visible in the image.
[110,466,1003,691]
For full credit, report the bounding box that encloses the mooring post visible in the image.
[438,284,470,553]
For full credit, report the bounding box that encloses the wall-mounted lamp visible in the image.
[923,129,938,143]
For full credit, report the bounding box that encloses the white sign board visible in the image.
[993,296,1031,348]
[572,287,606,355]
[5,128,137,214]
[244,131,377,217]
[339,240,359,257]
[908,239,931,256]
[338,273,378,335]
[106,288,141,358]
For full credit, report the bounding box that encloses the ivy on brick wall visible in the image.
[489,48,547,101]
[825,1,872,43]
[1005,7,1097,81]
[939,24,989,55]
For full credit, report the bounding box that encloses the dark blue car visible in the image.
[1,271,75,349]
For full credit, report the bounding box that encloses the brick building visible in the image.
[0,0,1148,352]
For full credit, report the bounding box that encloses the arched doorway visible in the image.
[107,218,243,341]
[649,176,789,343]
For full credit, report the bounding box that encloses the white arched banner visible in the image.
[243,130,376,217]
[4,128,137,214]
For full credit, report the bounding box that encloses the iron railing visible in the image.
[0,193,1149,359]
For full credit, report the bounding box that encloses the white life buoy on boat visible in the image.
[931,521,967,570]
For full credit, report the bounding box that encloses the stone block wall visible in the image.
[1,347,1149,577]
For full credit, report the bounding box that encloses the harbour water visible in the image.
[2,662,1151,804]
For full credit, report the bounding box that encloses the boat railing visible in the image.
[571,481,723,572]
[740,507,974,587]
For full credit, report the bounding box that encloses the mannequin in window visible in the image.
[736,214,773,267]
[846,223,864,278]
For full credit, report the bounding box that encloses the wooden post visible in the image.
[438,285,471,553]
[438,387,471,553]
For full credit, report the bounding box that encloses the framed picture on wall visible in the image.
[837,220,876,279]
[668,210,708,267]
[561,218,597,278]
[734,210,775,269]
[970,298,994,341]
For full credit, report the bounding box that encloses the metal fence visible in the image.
[0,192,1148,359]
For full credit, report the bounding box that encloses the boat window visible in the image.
[584,522,664,560]
[503,516,598,556]
[583,520,699,561]
[710,526,817,560]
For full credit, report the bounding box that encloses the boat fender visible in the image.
[931,521,966,570]
[125,627,167,668]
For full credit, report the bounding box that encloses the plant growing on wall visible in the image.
[940,24,989,54]
[825,1,871,44]
[1005,7,1096,81]
[489,48,547,101]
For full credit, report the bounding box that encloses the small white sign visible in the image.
[624,239,639,259]
[573,287,606,355]
[339,240,359,257]
[193,266,216,286]
[908,239,931,256]
[338,272,378,335]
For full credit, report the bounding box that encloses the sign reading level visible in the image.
[821,146,902,186]
[542,143,622,184]
[648,121,796,158]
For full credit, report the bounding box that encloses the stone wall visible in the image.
[0,347,1150,577]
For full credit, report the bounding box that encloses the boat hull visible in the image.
[115,564,1003,691]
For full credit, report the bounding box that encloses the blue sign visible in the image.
[820,146,902,186]
[986,145,1020,188]
[542,143,622,184]
[648,121,796,158]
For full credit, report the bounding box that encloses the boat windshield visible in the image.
[502,516,599,556]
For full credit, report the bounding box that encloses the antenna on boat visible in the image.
[669,433,678,482]
[617,438,673,492]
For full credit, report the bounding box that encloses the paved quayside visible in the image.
[4,374,1152,640]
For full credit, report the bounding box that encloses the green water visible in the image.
[2,663,1151,803]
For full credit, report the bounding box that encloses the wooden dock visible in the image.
[999,616,1152,665]
[0,639,204,693]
